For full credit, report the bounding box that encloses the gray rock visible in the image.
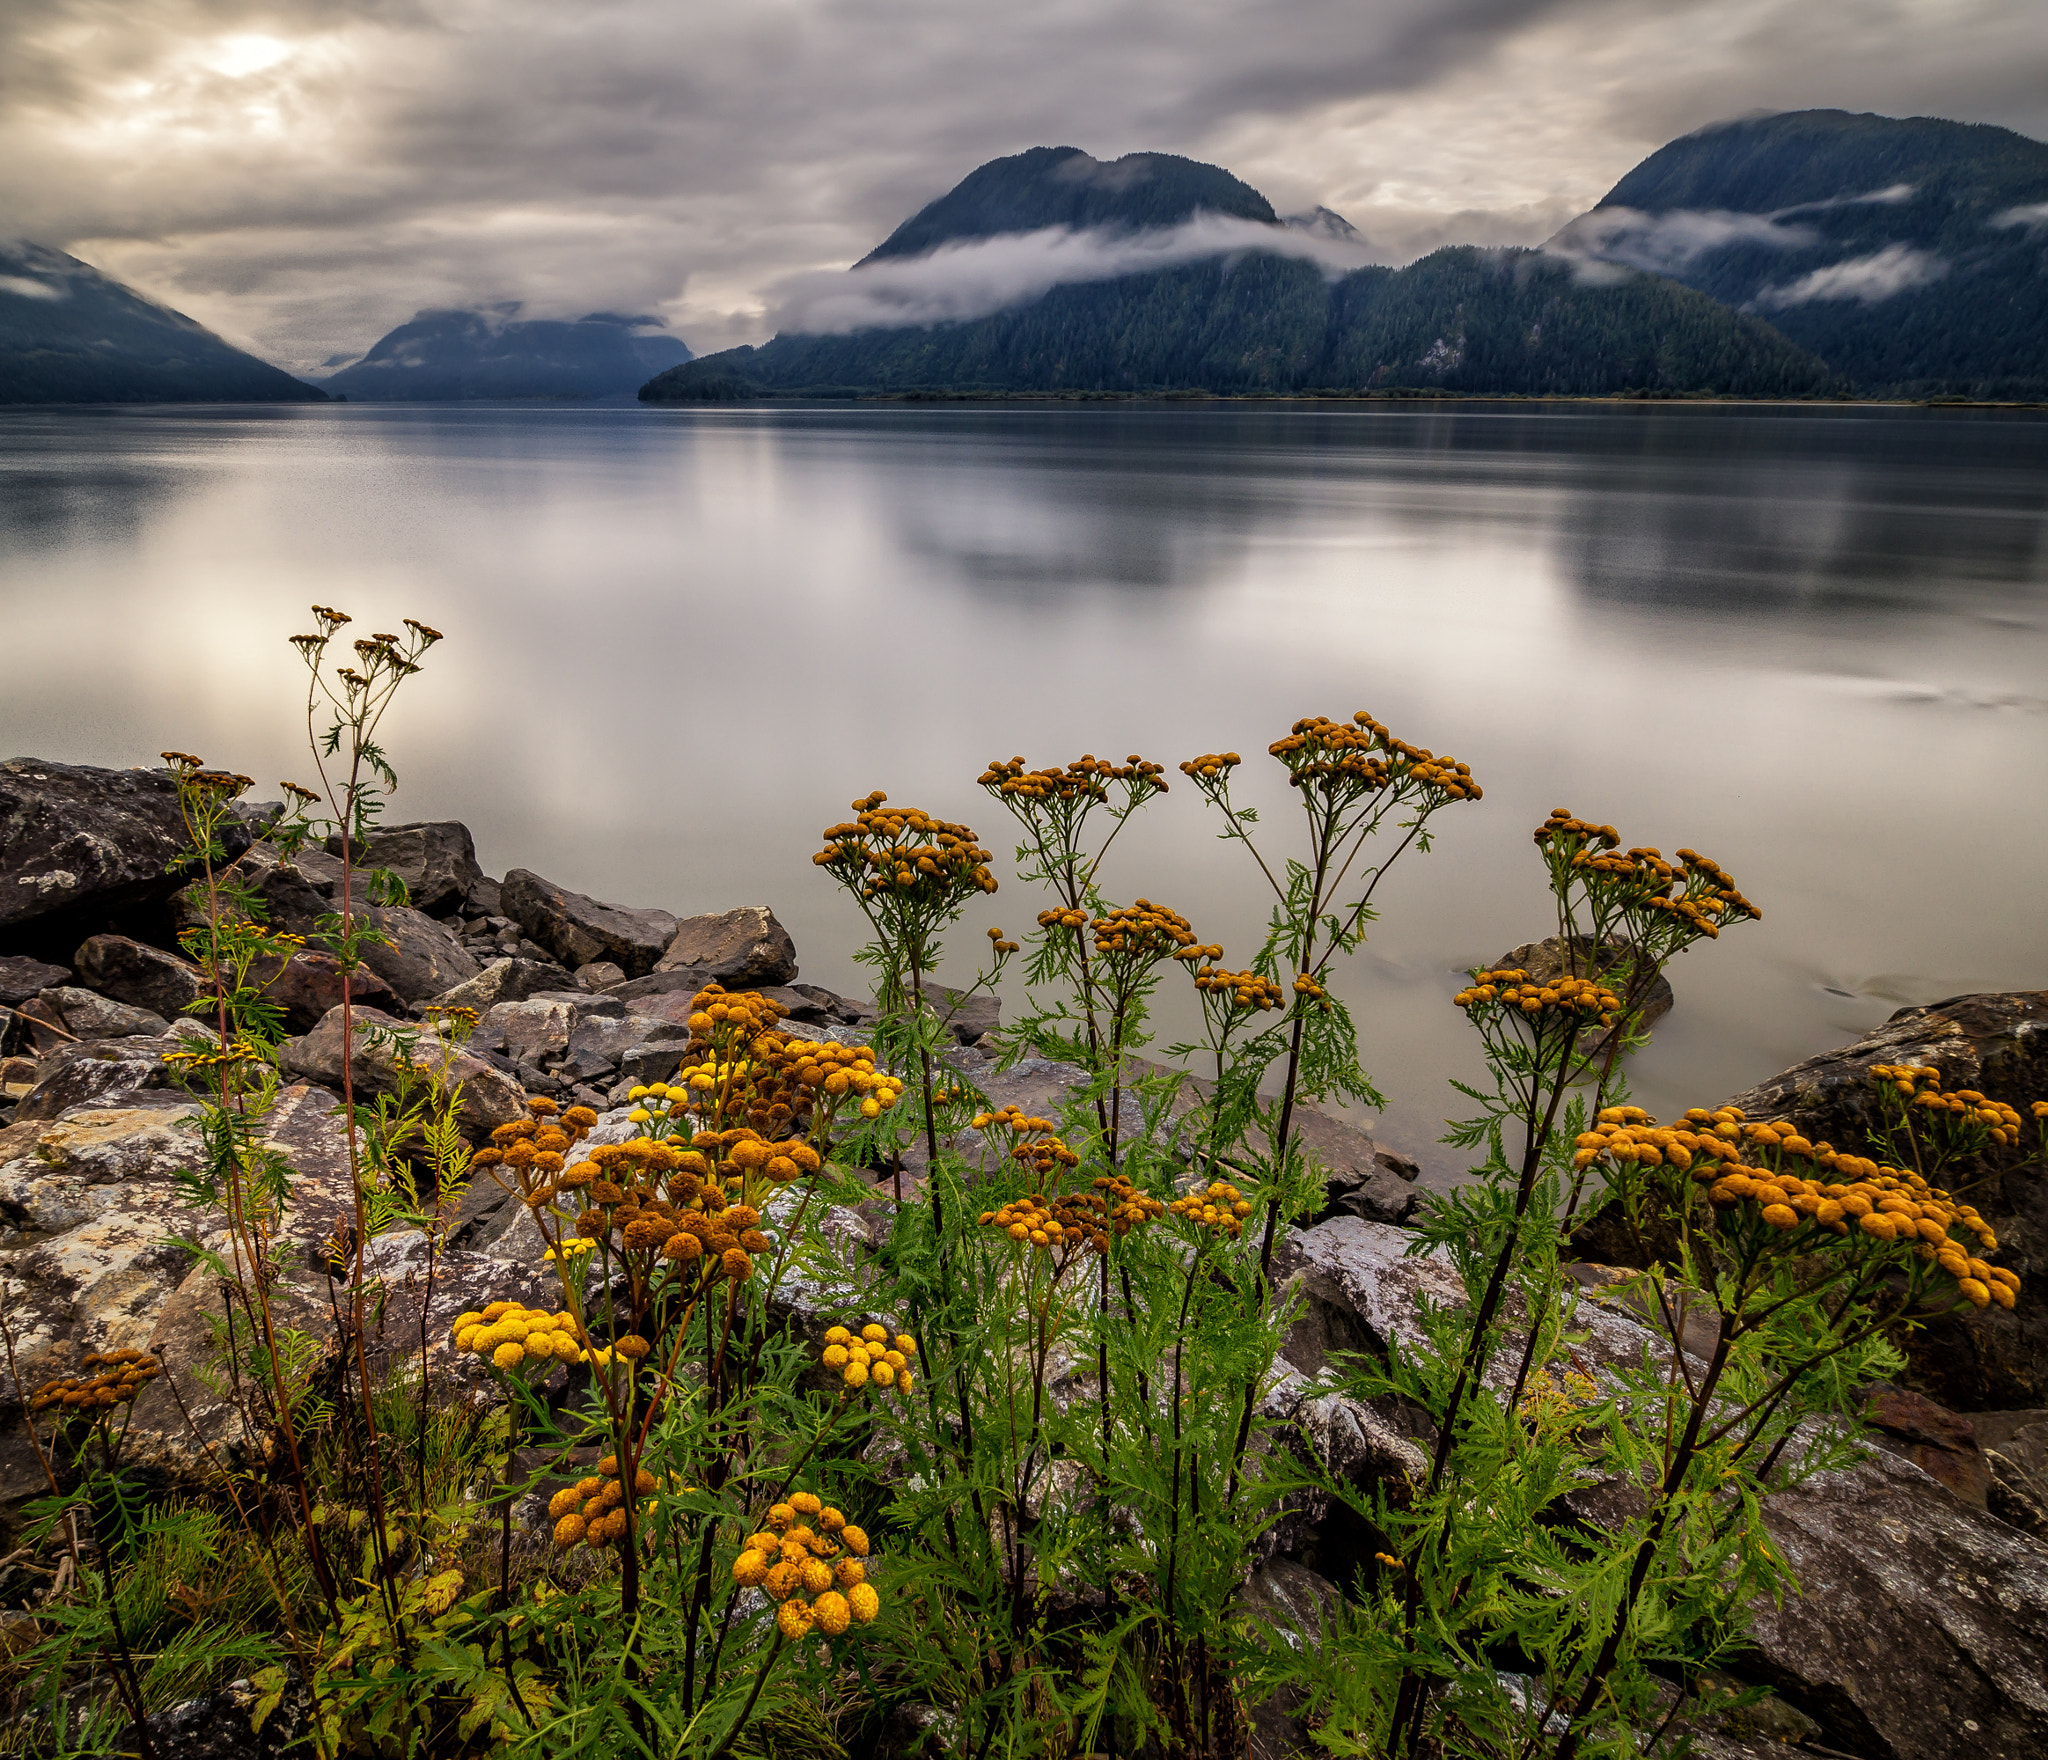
[324,821,481,917]
[0,955,69,1005]
[918,982,1000,1045]
[248,948,399,1033]
[72,933,208,1018]
[14,1028,207,1121]
[0,758,192,934]
[502,868,677,977]
[472,993,626,1065]
[654,906,797,986]
[465,874,502,918]
[1239,1559,1340,1760]
[1328,1166,1423,1226]
[619,1041,690,1085]
[427,957,581,1014]
[279,1006,526,1141]
[574,961,626,991]
[352,904,481,1003]
[35,986,168,1040]
[559,1013,687,1082]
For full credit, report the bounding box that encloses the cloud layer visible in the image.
[770,212,1384,334]
[0,1,2042,368]
[1751,242,1949,308]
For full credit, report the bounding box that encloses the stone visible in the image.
[471,993,623,1065]
[72,933,208,1018]
[278,1006,526,1141]
[465,874,502,918]
[654,906,797,986]
[0,758,193,937]
[1863,1382,1992,1507]
[501,868,677,978]
[0,956,69,1005]
[13,1029,205,1121]
[619,1040,691,1085]
[1238,1558,1340,1760]
[1328,1166,1422,1226]
[34,986,169,1040]
[427,957,581,1014]
[559,1013,687,1082]
[249,949,400,1033]
[916,982,1000,1045]
[1725,991,2048,1411]
[324,821,482,917]
[574,961,626,991]
[351,905,481,1003]
[246,856,333,934]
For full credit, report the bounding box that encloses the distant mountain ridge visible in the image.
[1552,110,2048,397]
[858,147,1276,264]
[646,146,1837,402]
[0,241,323,405]
[320,306,692,400]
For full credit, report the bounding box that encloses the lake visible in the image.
[2,399,2044,1165]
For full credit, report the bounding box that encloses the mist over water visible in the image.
[3,400,2044,1166]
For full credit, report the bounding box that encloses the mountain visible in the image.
[0,241,323,405]
[858,147,1276,264]
[643,147,1835,402]
[320,306,692,400]
[1551,110,2048,397]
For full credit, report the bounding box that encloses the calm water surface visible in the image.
[2,400,2045,1164]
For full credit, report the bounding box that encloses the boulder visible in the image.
[502,869,677,978]
[72,933,208,1018]
[654,906,797,987]
[250,949,399,1033]
[352,905,481,1004]
[0,758,191,938]
[1725,992,2048,1411]
[0,956,69,1005]
[427,957,581,1014]
[472,993,624,1066]
[1270,1214,2048,1760]
[573,961,626,991]
[33,987,169,1041]
[465,875,503,919]
[14,1029,206,1121]
[559,1013,688,1083]
[278,1006,526,1140]
[917,982,1000,1045]
[325,821,482,917]
[1239,1558,1341,1760]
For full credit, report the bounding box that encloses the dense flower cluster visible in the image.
[812,793,997,902]
[1577,1104,2018,1308]
[1190,959,1283,1012]
[822,1324,917,1394]
[1052,1175,1166,1251]
[1870,1064,2025,1146]
[1263,713,1481,803]
[29,1349,161,1415]
[1178,751,1242,781]
[730,1492,879,1639]
[453,1302,587,1370]
[470,1102,601,1188]
[547,1453,660,1552]
[978,754,1167,803]
[1170,1179,1253,1238]
[1454,968,1621,1028]
[1090,899,1199,962]
[1531,811,1759,940]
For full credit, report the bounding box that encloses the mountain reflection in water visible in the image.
[2,400,2042,1162]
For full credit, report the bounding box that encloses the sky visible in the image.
[2,0,2043,372]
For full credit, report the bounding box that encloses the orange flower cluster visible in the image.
[1170,1179,1253,1237]
[1191,962,1283,1012]
[1870,1064,2026,1147]
[821,1323,917,1394]
[813,793,997,903]
[29,1349,161,1416]
[1263,713,1481,802]
[1091,899,1199,962]
[978,754,1167,803]
[1179,752,1242,781]
[1532,811,1759,938]
[471,1100,601,1188]
[1577,1104,2017,1308]
[730,1493,879,1639]
[548,1453,659,1552]
[1055,1175,1166,1250]
[1454,969,1620,1028]
[1037,907,1089,933]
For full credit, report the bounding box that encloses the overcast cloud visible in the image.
[0,0,2042,370]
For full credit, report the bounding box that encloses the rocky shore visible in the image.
[3,755,2047,1759]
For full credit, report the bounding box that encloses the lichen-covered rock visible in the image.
[501,869,677,978]
[13,1028,204,1121]
[654,905,797,986]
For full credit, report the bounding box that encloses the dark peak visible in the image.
[1284,206,1362,242]
[1600,108,2048,214]
[859,146,1278,264]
